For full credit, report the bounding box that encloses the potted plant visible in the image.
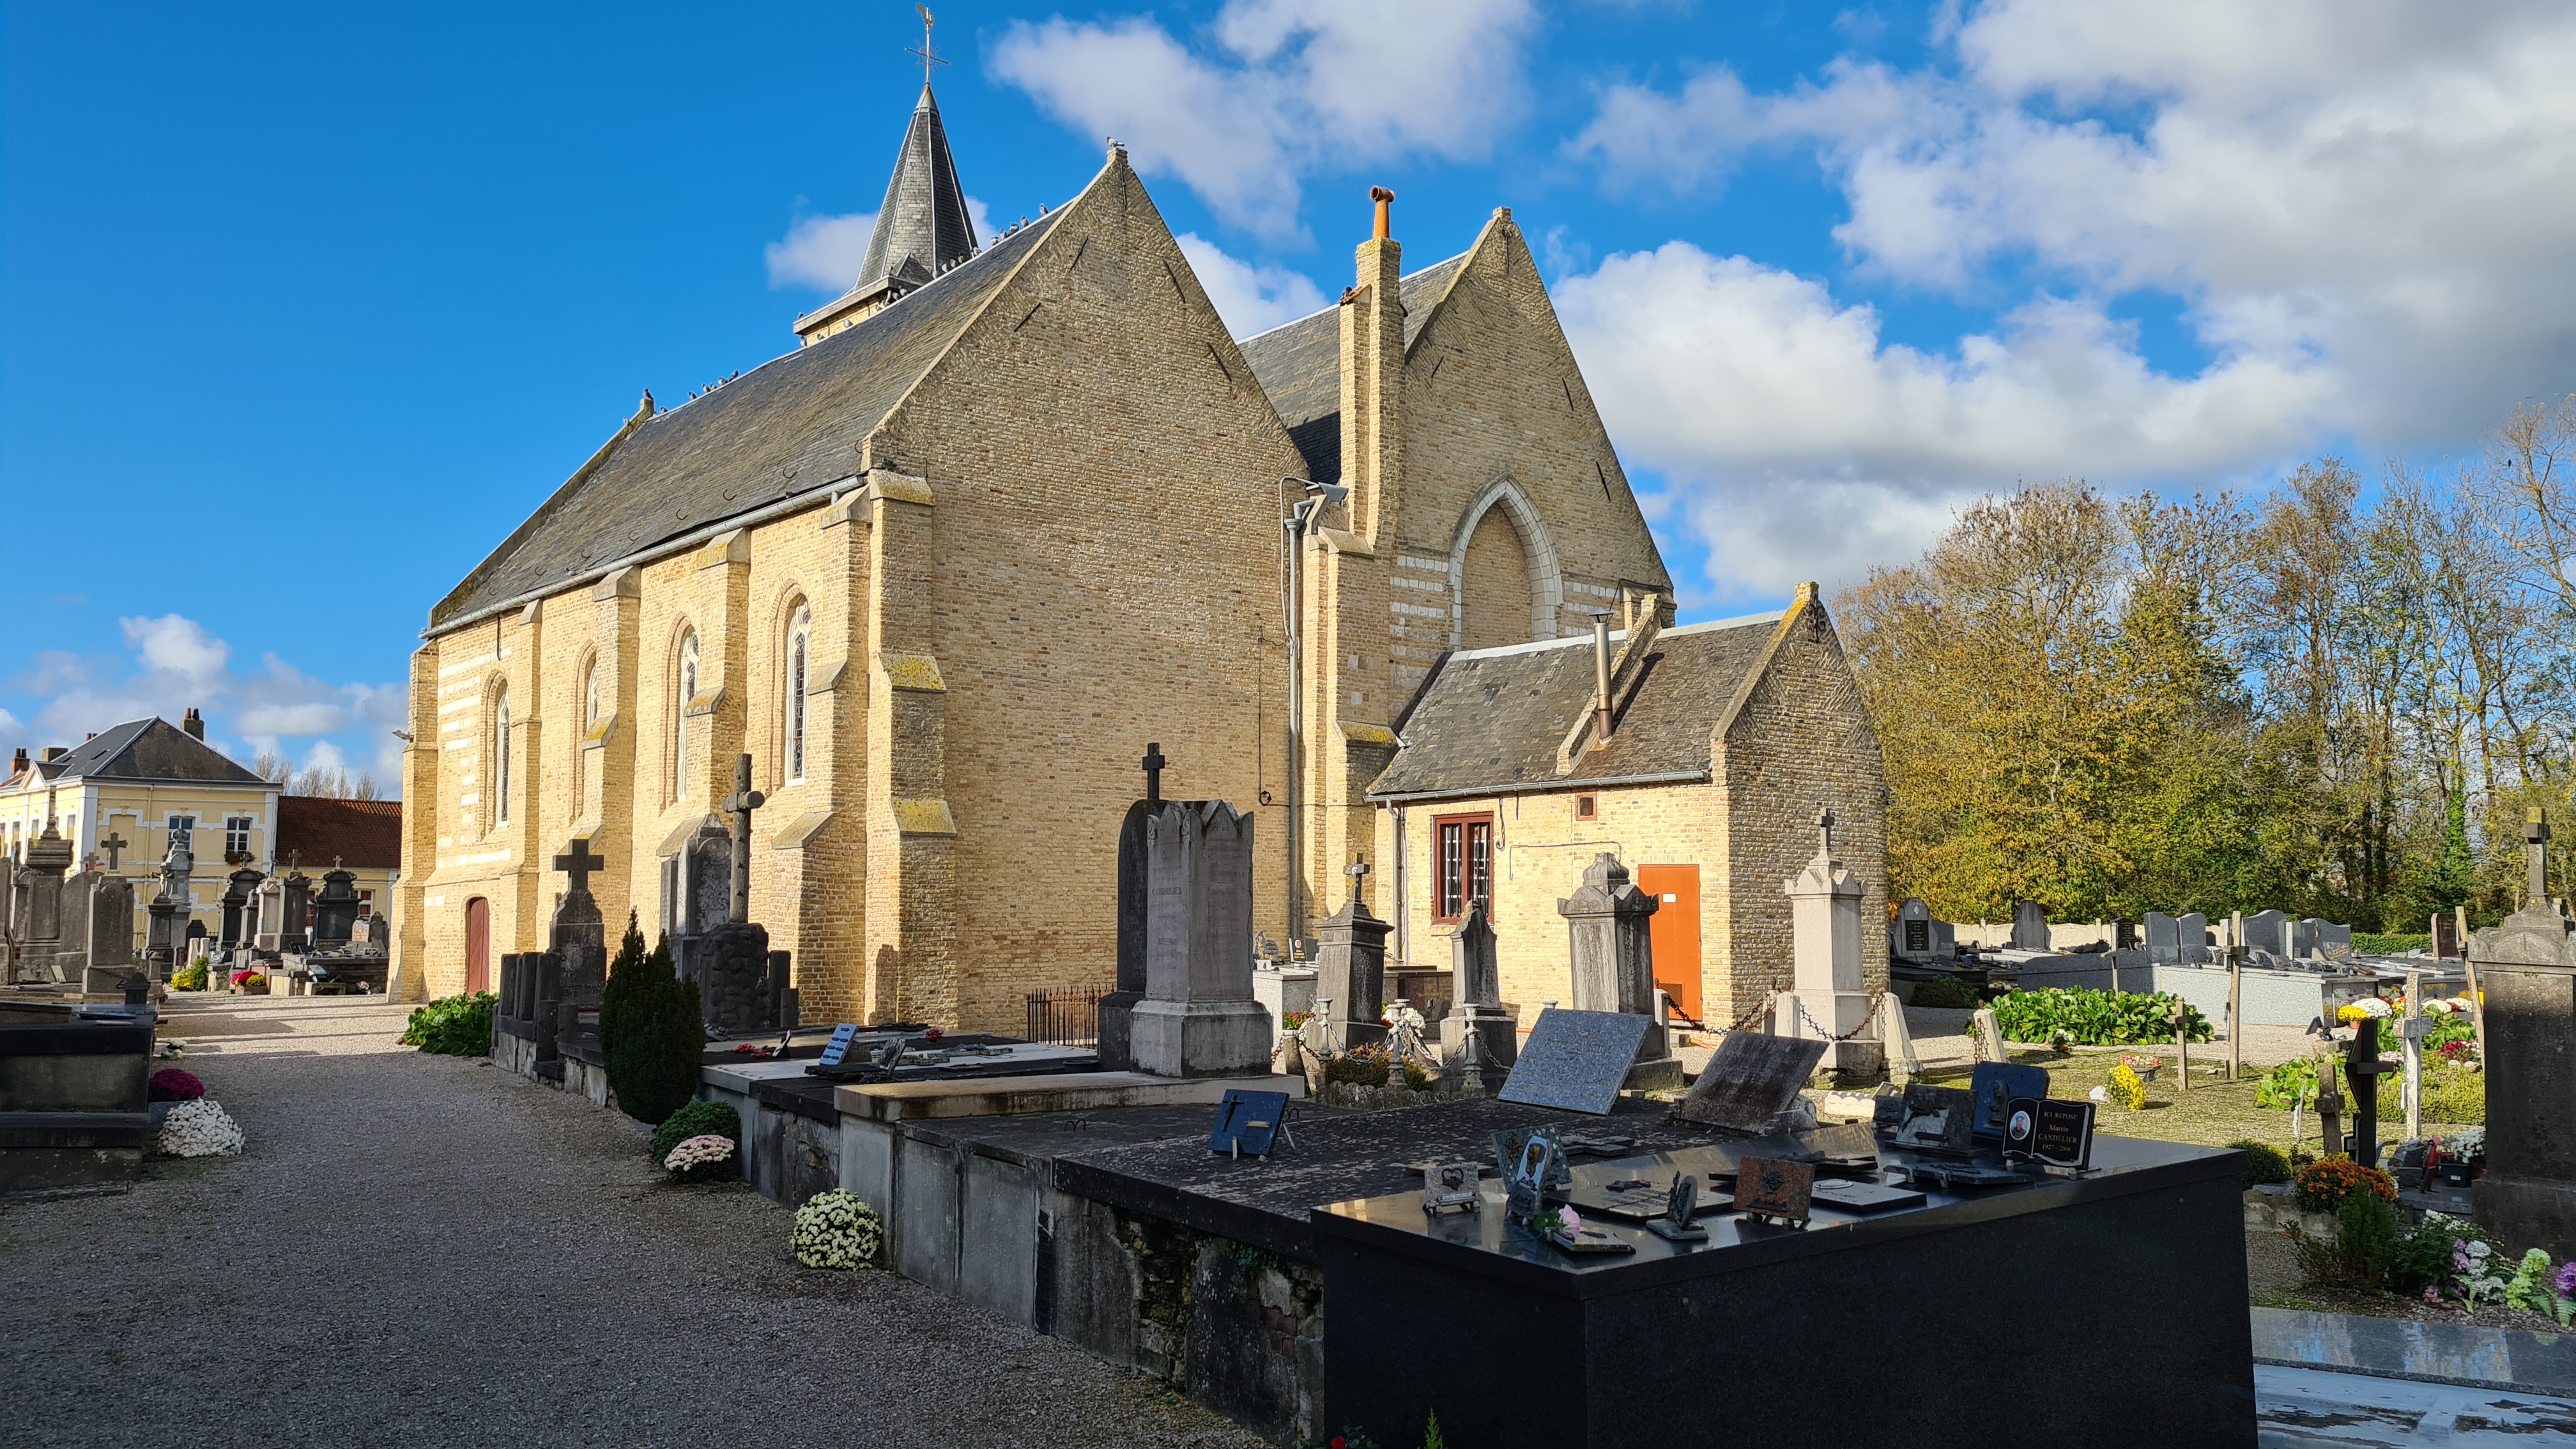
[2120,1054,2163,1082]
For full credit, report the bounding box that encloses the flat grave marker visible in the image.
[1667,1032,1827,1130]
[1496,1009,1655,1116]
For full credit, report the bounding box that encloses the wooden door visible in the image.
[1637,865,1701,1022]
[465,897,490,995]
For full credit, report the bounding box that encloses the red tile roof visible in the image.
[275,797,403,870]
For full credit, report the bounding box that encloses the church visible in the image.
[397,80,1887,1030]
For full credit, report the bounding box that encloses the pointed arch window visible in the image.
[785,604,811,784]
[673,631,699,802]
[572,656,599,814]
[493,684,512,828]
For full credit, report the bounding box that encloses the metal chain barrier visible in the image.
[1793,992,1885,1043]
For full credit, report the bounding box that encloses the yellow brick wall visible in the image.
[1457,509,1529,652]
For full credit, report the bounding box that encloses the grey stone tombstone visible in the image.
[220,866,263,946]
[1495,1008,1654,1115]
[698,758,778,1034]
[1558,852,1675,1085]
[2010,900,2050,951]
[1896,898,1936,957]
[1098,746,1170,1072]
[282,865,312,947]
[2465,809,2576,1259]
[252,873,287,952]
[1669,1032,1829,1130]
[1314,859,1390,1050]
[2244,909,2289,962]
[2177,912,2210,965]
[20,824,71,965]
[1440,900,1516,1085]
[86,875,134,972]
[2144,912,2181,965]
[2318,921,2353,958]
[311,862,362,945]
[661,816,728,983]
[53,871,100,983]
[549,839,610,1017]
[1130,800,1271,1078]
[146,845,190,976]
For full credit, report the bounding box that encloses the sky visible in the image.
[6,1,2575,796]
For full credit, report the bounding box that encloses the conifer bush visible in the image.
[599,912,705,1125]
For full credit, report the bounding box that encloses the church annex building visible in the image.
[397,82,1887,1031]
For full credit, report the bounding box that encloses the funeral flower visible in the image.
[792,1190,884,1270]
[158,1098,245,1158]
[663,1133,737,1183]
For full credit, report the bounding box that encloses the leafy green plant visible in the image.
[1325,1050,1390,1088]
[2351,932,2432,956]
[1420,1411,1446,1449]
[172,963,208,992]
[2389,1213,2486,1296]
[2232,1138,2291,1188]
[1989,987,2209,1046]
[2377,1064,2486,1124]
[598,913,705,1125]
[400,992,497,1055]
[1400,1059,1435,1092]
[2297,1190,2400,1286]
[650,1098,740,1165]
[1909,975,1978,1009]
[2255,1057,2319,1110]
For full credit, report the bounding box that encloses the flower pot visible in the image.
[2137,1068,2159,1083]
[148,1101,176,1130]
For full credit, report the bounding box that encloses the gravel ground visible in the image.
[0,995,1263,1449]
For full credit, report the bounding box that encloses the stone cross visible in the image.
[288,850,302,871]
[100,832,128,871]
[332,855,343,870]
[721,754,765,925]
[554,838,606,896]
[1142,742,1167,806]
[1344,855,1369,905]
[2526,806,2551,907]
[1814,808,1835,857]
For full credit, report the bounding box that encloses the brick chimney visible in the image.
[183,707,205,740]
[1338,185,1405,542]
[8,747,24,779]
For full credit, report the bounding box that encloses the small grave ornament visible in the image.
[818,1023,860,1069]
[2002,1096,2096,1173]
[1732,1154,1814,1227]
[1645,1170,1707,1241]
[1421,1160,1482,1216]
[1208,1089,1292,1158]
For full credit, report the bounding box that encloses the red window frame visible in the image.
[1433,812,1494,923]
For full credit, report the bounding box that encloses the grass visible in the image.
[1910,1047,2476,1154]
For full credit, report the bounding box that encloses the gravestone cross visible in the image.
[1344,855,1369,904]
[1142,742,1167,806]
[1814,808,1834,855]
[100,832,127,871]
[554,838,607,896]
[288,850,302,871]
[2526,807,2550,907]
[332,855,342,870]
[721,754,765,925]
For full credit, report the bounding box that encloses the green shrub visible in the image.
[2352,932,2432,956]
[2298,1190,2401,1286]
[400,993,497,1055]
[2256,1057,2320,1110]
[1909,975,1979,1009]
[1325,1051,1390,1087]
[172,963,208,992]
[2379,1064,2486,1125]
[1990,987,2210,1046]
[598,913,705,1125]
[2231,1138,2291,1188]
[650,1098,741,1165]
[2389,1212,2491,1296]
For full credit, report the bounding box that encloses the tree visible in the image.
[597,911,705,1125]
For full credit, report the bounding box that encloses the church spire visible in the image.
[793,8,981,346]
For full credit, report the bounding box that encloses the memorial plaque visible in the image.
[1884,1084,1981,1156]
[1208,1089,1291,1158]
[1503,1130,1561,1223]
[1496,1009,1656,1116]
[1810,1179,1928,1214]
[2002,1096,2096,1172]
[1491,1124,1572,1208]
[1421,1161,1482,1216]
[1644,1172,1708,1241]
[1731,1155,1814,1225]
[1969,1062,2050,1140]
[1667,1032,1828,1130]
[818,1022,860,1069]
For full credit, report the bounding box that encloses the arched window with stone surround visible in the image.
[673,629,699,804]
[492,682,512,829]
[572,654,599,814]
[785,602,811,784]
[1450,478,1565,652]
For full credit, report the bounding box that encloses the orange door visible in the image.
[1637,865,1701,1021]
[465,898,491,995]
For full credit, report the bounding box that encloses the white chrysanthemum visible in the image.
[158,1099,245,1158]
[792,1190,884,1270]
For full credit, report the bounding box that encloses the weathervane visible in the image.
[907,4,947,88]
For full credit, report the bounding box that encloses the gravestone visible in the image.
[1129,799,1271,1078]
[698,755,788,1034]
[549,839,610,1016]
[2144,912,2180,965]
[1314,860,1390,1050]
[1496,1009,1655,1115]
[251,872,287,953]
[1558,851,1676,1088]
[1098,744,1169,1071]
[220,866,262,946]
[282,864,312,948]
[2177,912,2210,965]
[311,862,363,945]
[1668,1032,1827,1130]
[1894,898,1951,958]
[145,842,190,976]
[2432,910,2461,960]
[2316,921,2353,958]
[2243,909,2289,961]
[661,816,729,983]
[19,823,72,977]
[2465,808,2576,1260]
[77,873,136,992]
[2010,900,2049,951]
[1779,811,1882,1076]
[1439,899,1516,1087]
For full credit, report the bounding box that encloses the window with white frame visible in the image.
[224,816,253,857]
[167,815,196,852]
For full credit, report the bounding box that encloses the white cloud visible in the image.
[1555,243,2333,596]
[766,197,996,292]
[121,614,228,686]
[992,0,1539,236]
[1558,1,2576,595]
[237,703,346,738]
[1175,233,1330,336]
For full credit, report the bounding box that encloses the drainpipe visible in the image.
[1592,618,1614,749]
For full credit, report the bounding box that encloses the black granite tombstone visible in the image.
[1667,1033,1827,1130]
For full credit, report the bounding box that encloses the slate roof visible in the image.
[856,84,979,295]
[1234,254,1471,484]
[19,719,268,788]
[429,207,1068,630]
[276,797,403,870]
[1366,613,1786,801]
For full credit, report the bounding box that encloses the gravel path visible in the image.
[0,996,1263,1449]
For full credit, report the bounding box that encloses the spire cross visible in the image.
[100,832,127,871]
[906,4,947,87]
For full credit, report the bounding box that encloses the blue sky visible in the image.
[7,1,2573,792]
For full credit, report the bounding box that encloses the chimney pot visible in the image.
[1370,185,1395,241]
[183,708,205,740]
[1591,618,1614,749]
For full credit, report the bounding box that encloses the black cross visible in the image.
[2528,807,2552,906]
[722,754,766,925]
[100,832,128,871]
[1142,742,1167,806]
[554,838,607,896]
[1815,808,1836,856]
